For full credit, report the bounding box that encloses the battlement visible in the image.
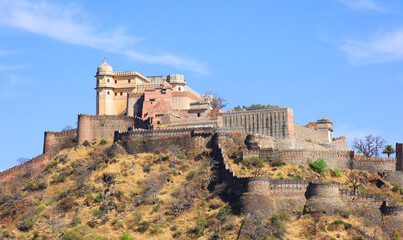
[44,128,77,137]
[308,182,340,198]
[340,189,385,203]
[332,136,345,141]
[0,153,49,181]
[78,114,134,121]
[354,157,397,163]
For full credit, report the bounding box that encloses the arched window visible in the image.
[178,87,181,91]
[115,80,117,84]
[115,92,117,96]
[107,91,110,95]
[128,79,131,83]
[107,79,110,83]
[120,92,123,96]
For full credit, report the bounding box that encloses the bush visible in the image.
[187,218,206,237]
[83,140,90,147]
[330,168,342,177]
[218,204,232,221]
[340,208,351,219]
[51,174,67,183]
[178,152,186,160]
[100,139,108,145]
[270,214,285,238]
[120,233,134,240]
[392,184,402,193]
[151,223,164,234]
[293,174,303,180]
[186,170,195,180]
[161,155,170,161]
[93,210,105,218]
[309,158,328,175]
[58,197,76,212]
[328,220,352,231]
[62,225,104,240]
[137,221,150,233]
[95,193,103,203]
[271,159,286,167]
[17,217,35,232]
[277,172,284,180]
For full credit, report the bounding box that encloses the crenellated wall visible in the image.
[43,128,77,156]
[352,157,396,173]
[0,153,49,181]
[114,127,215,157]
[77,114,135,144]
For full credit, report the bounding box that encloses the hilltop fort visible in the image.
[0,60,401,238]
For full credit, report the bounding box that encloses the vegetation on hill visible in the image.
[232,103,279,111]
[0,138,401,239]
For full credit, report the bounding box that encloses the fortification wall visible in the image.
[222,108,296,140]
[305,183,346,214]
[295,124,329,144]
[397,143,403,171]
[352,157,396,173]
[386,171,403,186]
[0,153,49,181]
[43,129,77,156]
[259,148,353,169]
[115,127,214,157]
[77,114,135,144]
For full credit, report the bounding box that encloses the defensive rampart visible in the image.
[77,114,136,144]
[0,153,49,181]
[352,157,396,173]
[43,128,77,156]
[222,108,296,140]
[114,127,215,157]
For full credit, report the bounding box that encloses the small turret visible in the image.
[317,117,333,143]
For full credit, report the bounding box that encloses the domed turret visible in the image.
[97,58,113,75]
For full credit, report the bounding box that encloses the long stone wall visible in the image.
[43,129,77,156]
[77,114,135,144]
[114,127,215,157]
[222,108,296,140]
[0,153,49,181]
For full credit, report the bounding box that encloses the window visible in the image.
[178,87,181,91]
[107,91,110,95]
[128,79,131,83]
[115,80,117,84]
[197,113,201,117]
[107,79,110,83]
[120,92,123,96]
[115,92,117,96]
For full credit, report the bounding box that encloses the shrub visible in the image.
[152,204,160,213]
[58,197,76,212]
[161,155,170,161]
[17,217,35,232]
[218,204,232,221]
[83,140,90,147]
[151,223,164,234]
[95,193,103,203]
[170,225,178,231]
[309,158,328,175]
[187,218,206,237]
[271,159,286,167]
[340,208,351,219]
[51,174,67,183]
[70,216,81,227]
[120,233,134,240]
[277,172,284,180]
[293,174,303,180]
[137,221,150,233]
[62,225,104,240]
[392,184,402,193]
[178,152,186,159]
[330,168,342,177]
[328,220,352,231]
[358,186,367,194]
[186,170,195,180]
[240,169,246,175]
[270,214,285,238]
[93,210,105,218]
[100,139,108,145]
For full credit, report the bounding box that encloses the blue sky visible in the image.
[0,0,402,171]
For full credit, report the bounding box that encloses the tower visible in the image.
[396,143,403,171]
[95,59,114,115]
[317,117,333,143]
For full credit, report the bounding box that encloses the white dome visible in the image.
[97,59,113,75]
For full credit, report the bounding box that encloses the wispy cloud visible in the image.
[339,29,403,64]
[0,0,208,74]
[338,0,386,12]
[0,64,29,71]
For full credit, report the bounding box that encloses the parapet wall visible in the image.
[222,108,296,140]
[260,148,354,169]
[353,157,396,173]
[0,153,49,181]
[77,114,135,144]
[295,124,329,144]
[114,127,215,157]
[43,128,77,156]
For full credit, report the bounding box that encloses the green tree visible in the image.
[309,158,328,175]
[382,145,395,158]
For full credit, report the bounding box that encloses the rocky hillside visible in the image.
[0,139,401,239]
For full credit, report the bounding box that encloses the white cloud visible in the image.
[338,0,386,11]
[339,29,403,64]
[0,64,29,71]
[0,0,208,74]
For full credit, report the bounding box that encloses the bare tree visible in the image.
[206,92,228,109]
[353,135,385,158]
[346,169,369,194]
